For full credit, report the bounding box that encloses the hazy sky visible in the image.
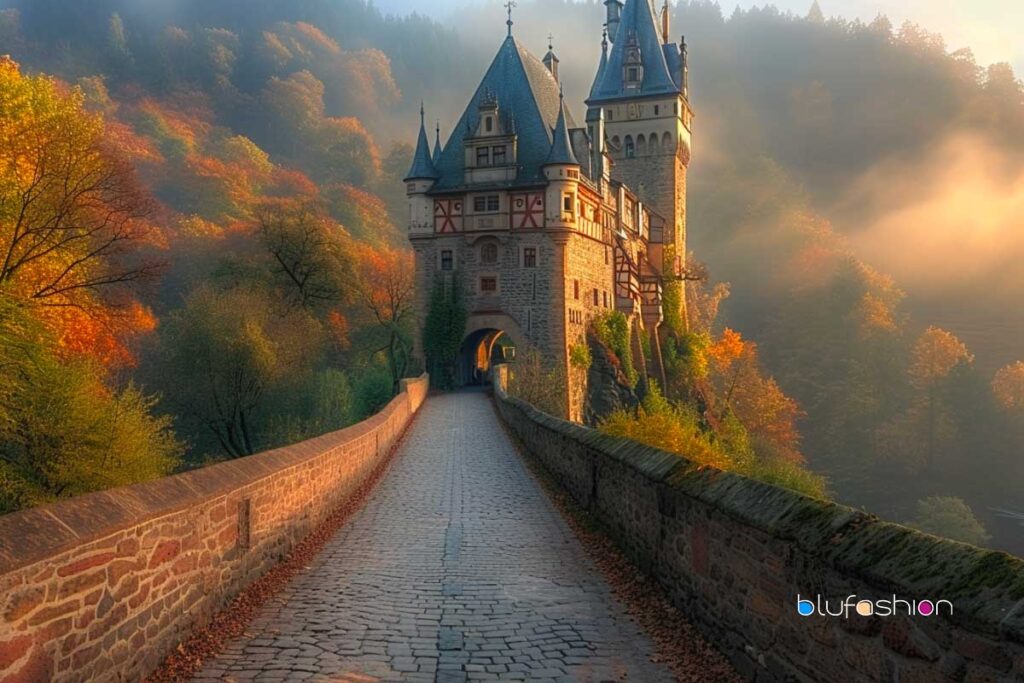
[374,0,1024,75]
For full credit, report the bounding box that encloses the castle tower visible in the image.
[588,0,693,331]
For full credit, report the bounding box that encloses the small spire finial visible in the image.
[548,32,554,51]
[504,0,516,36]
[420,101,425,125]
[602,24,608,50]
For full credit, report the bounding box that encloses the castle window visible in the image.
[573,279,580,300]
[607,109,614,121]
[480,276,497,293]
[654,105,660,116]
[474,195,500,213]
[627,67,639,83]
[562,194,574,213]
[603,291,608,307]
[492,145,507,165]
[481,242,498,264]
[624,136,635,158]
[441,250,453,271]
[476,147,490,166]
[593,288,599,306]
[523,247,537,268]
[485,116,493,133]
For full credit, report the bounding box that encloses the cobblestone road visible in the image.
[195,392,674,682]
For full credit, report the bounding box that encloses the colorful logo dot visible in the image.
[918,600,934,616]
[856,600,874,616]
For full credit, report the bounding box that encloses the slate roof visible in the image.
[432,125,444,166]
[588,0,681,104]
[589,40,609,100]
[430,35,578,192]
[545,95,579,166]
[405,112,438,181]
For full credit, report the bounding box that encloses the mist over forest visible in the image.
[0,0,1021,555]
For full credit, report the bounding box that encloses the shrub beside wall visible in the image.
[0,376,428,683]
[493,367,1024,682]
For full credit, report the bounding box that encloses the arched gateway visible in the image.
[405,0,694,419]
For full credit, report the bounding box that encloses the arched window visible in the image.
[662,132,673,153]
[610,135,621,152]
[636,134,647,156]
[648,132,660,154]
[624,135,635,158]
[480,241,499,264]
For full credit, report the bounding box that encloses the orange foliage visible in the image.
[327,310,350,350]
[992,361,1024,412]
[708,328,748,372]
[909,326,974,388]
[39,302,157,367]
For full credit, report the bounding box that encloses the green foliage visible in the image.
[262,368,355,447]
[352,364,395,420]
[508,349,567,418]
[592,311,637,388]
[908,497,991,547]
[661,244,685,336]
[155,285,325,459]
[422,275,467,390]
[0,299,181,513]
[664,332,711,395]
[569,342,592,371]
[599,398,828,499]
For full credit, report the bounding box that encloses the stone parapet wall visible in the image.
[0,375,429,683]
[493,371,1024,682]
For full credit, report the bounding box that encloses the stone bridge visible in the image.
[1,375,1023,682]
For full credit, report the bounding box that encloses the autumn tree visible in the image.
[157,285,324,459]
[993,361,1024,412]
[257,203,353,310]
[909,327,973,470]
[0,294,181,512]
[352,245,416,390]
[0,58,160,365]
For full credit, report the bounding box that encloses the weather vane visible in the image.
[548,32,554,51]
[505,1,517,36]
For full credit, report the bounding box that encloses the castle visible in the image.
[406,0,693,420]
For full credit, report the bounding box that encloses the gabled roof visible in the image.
[405,108,438,181]
[431,35,577,191]
[588,0,681,104]
[545,94,579,166]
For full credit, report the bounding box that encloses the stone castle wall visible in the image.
[0,376,429,683]
[493,372,1024,682]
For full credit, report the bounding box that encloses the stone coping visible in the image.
[493,380,1024,643]
[0,375,429,576]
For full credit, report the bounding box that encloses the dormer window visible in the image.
[493,145,506,165]
[476,147,490,166]
[627,67,639,82]
[485,116,494,133]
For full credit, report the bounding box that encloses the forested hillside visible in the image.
[0,0,1021,556]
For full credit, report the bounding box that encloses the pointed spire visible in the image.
[405,102,439,181]
[545,89,578,167]
[504,0,516,37]
[432,121,443,165]
[589,27,610,100]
